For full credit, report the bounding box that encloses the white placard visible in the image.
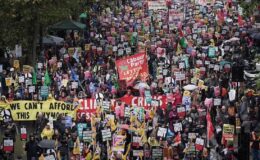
[179,62,185,69]
[157,127,167,137]
[124,107,130,118]
[214,65,220,71]
[57,62,62,68]
[71,82,78,89]
[213,98,221,106]
[175,72,185,81]
[188,133,197,139]
[126,47,131,54]
[174,123,182,132]
[21,127,26,134]
[18,76,25,83]
[38,63,43,69]
[195,138,204,146]
[102,129,112,142]
[177,107,185,113]
[29,86,35,93]
[113,46,118,52]
[102,101,110,112]
[4,139,13,146]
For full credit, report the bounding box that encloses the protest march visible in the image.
[0,0,260,160]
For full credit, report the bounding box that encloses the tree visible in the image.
[0,0,85,64]
[238,0,260,17]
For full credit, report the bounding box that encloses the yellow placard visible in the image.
[13,60,20,69]
[23,65,32,73]
[1,100,78,121]
[5,78,12,87]
[85,44,91,51]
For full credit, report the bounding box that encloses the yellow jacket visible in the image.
[40,128,54,140]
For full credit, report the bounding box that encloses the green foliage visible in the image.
[0,0,84,61]
[238,0,260,17]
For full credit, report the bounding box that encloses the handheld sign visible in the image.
[102,129,112,142]
[3,138,14,153]
[20,127,27,140]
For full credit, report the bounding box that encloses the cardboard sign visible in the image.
[20,127,27,140]
[174,123,182,132]
[157,127,167,138]
[3,138,14,153]
[102,129,112,142]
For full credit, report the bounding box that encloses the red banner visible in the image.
[77,95,167,120]
[116,53,149,84]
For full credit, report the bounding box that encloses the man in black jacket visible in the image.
[25,135,39,160]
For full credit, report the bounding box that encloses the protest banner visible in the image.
[116,52,149,83]
[77,96,168,120]
[223,124,235,140]
[0,100,78,121]
[148,1,167,10]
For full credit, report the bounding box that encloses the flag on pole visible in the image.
[238,15,244,27]
[44,65,51,86]
[32,65,37,85]
[206,111,214,147]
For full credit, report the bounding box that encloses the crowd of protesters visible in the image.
[0,0,260,160]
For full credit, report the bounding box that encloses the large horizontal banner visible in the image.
[116,53,149,83]
[77,95,167,120]
[0,100,77,121]
[148,1,168,10]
